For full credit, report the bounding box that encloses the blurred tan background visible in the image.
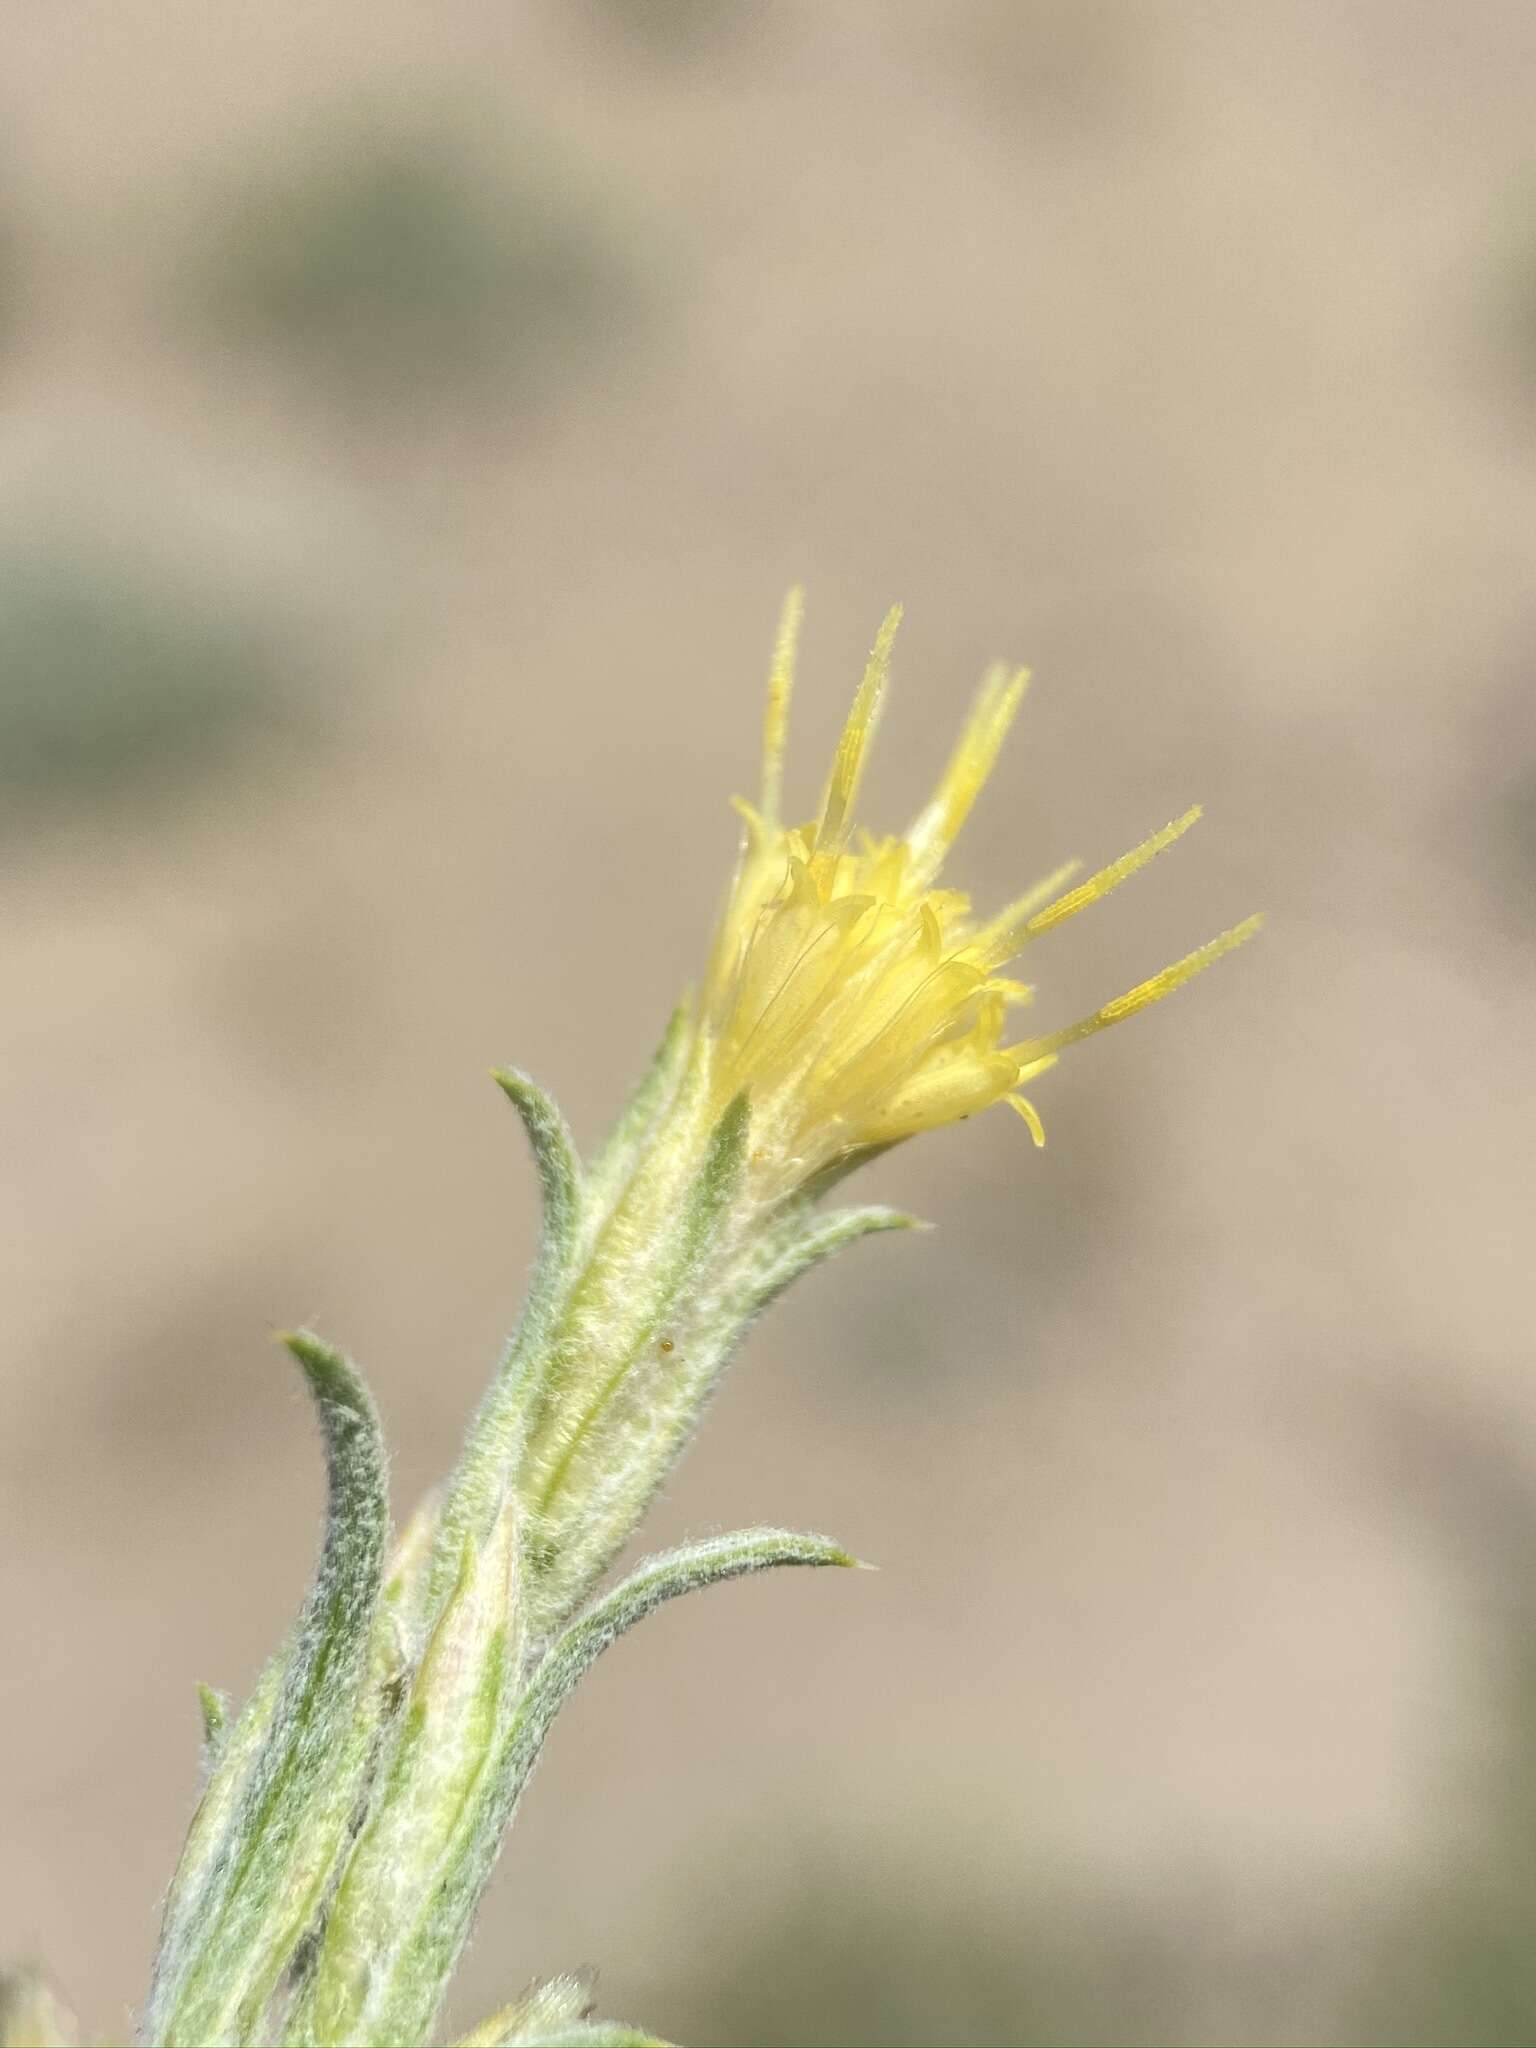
[1,4,1533,2042]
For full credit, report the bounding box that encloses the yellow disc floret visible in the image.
[699,593,1259,1183]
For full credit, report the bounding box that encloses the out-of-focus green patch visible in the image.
[0,1967,78,2048]
[1482,181,1536,409]
[1458,658,1536,932]
[0,540,310,820]
[624,1826,1257,2048]
[0,206,20,358]
[1346,1386,1536,2046]
[1496,761,1536,899]
[1502,228,1536,382]
[931,0,1141,129]
[186,117,642,407]
[1353,1642,1536,2046]
[579,0,762,62]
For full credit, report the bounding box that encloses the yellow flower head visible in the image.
[699,592,1259,1182]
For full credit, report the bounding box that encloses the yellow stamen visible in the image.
[695,599,1256,1186]
[760,585,803,824]
[1007,1094,1047,1147]
[974,859,1083,962]
[1007,916,1264,1064]
[905,663,1029,886]
[812,604,902,865]
[1019,807,1202,942]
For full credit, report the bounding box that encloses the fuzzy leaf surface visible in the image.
[737,1202,920,1320]
[148,1651,287,2028]
[144,1332,390,2048]
[579,1002,692,1243]
[350,1526,854,2047]
[518,1091,751,1634]
[196,1683,230,1770]
[523,1186,908,1641]
[429,1071,582,1620]
[298,1492,522,2047]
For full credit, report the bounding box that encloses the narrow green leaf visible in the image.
[276,1489,448,2045]
[489,1068,583,1276]
[429,1071,582,1619]
[739,1203,922,1319]
[512,1107,904,1645]
[518,1091,751,1635]
[299,1491,522,2048]
[145,1332,390,2048]
[552,1207,919,1564]
[503,1527,857,1810]
[148,1651,287,2029]
[378,1484,442,1660]
[383,1486,440,1612]
[580,1001,693,1242]
[355,1528,856,2047]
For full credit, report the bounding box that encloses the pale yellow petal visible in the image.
[697,604,1258,1182]
[858,1048,1021,1144]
